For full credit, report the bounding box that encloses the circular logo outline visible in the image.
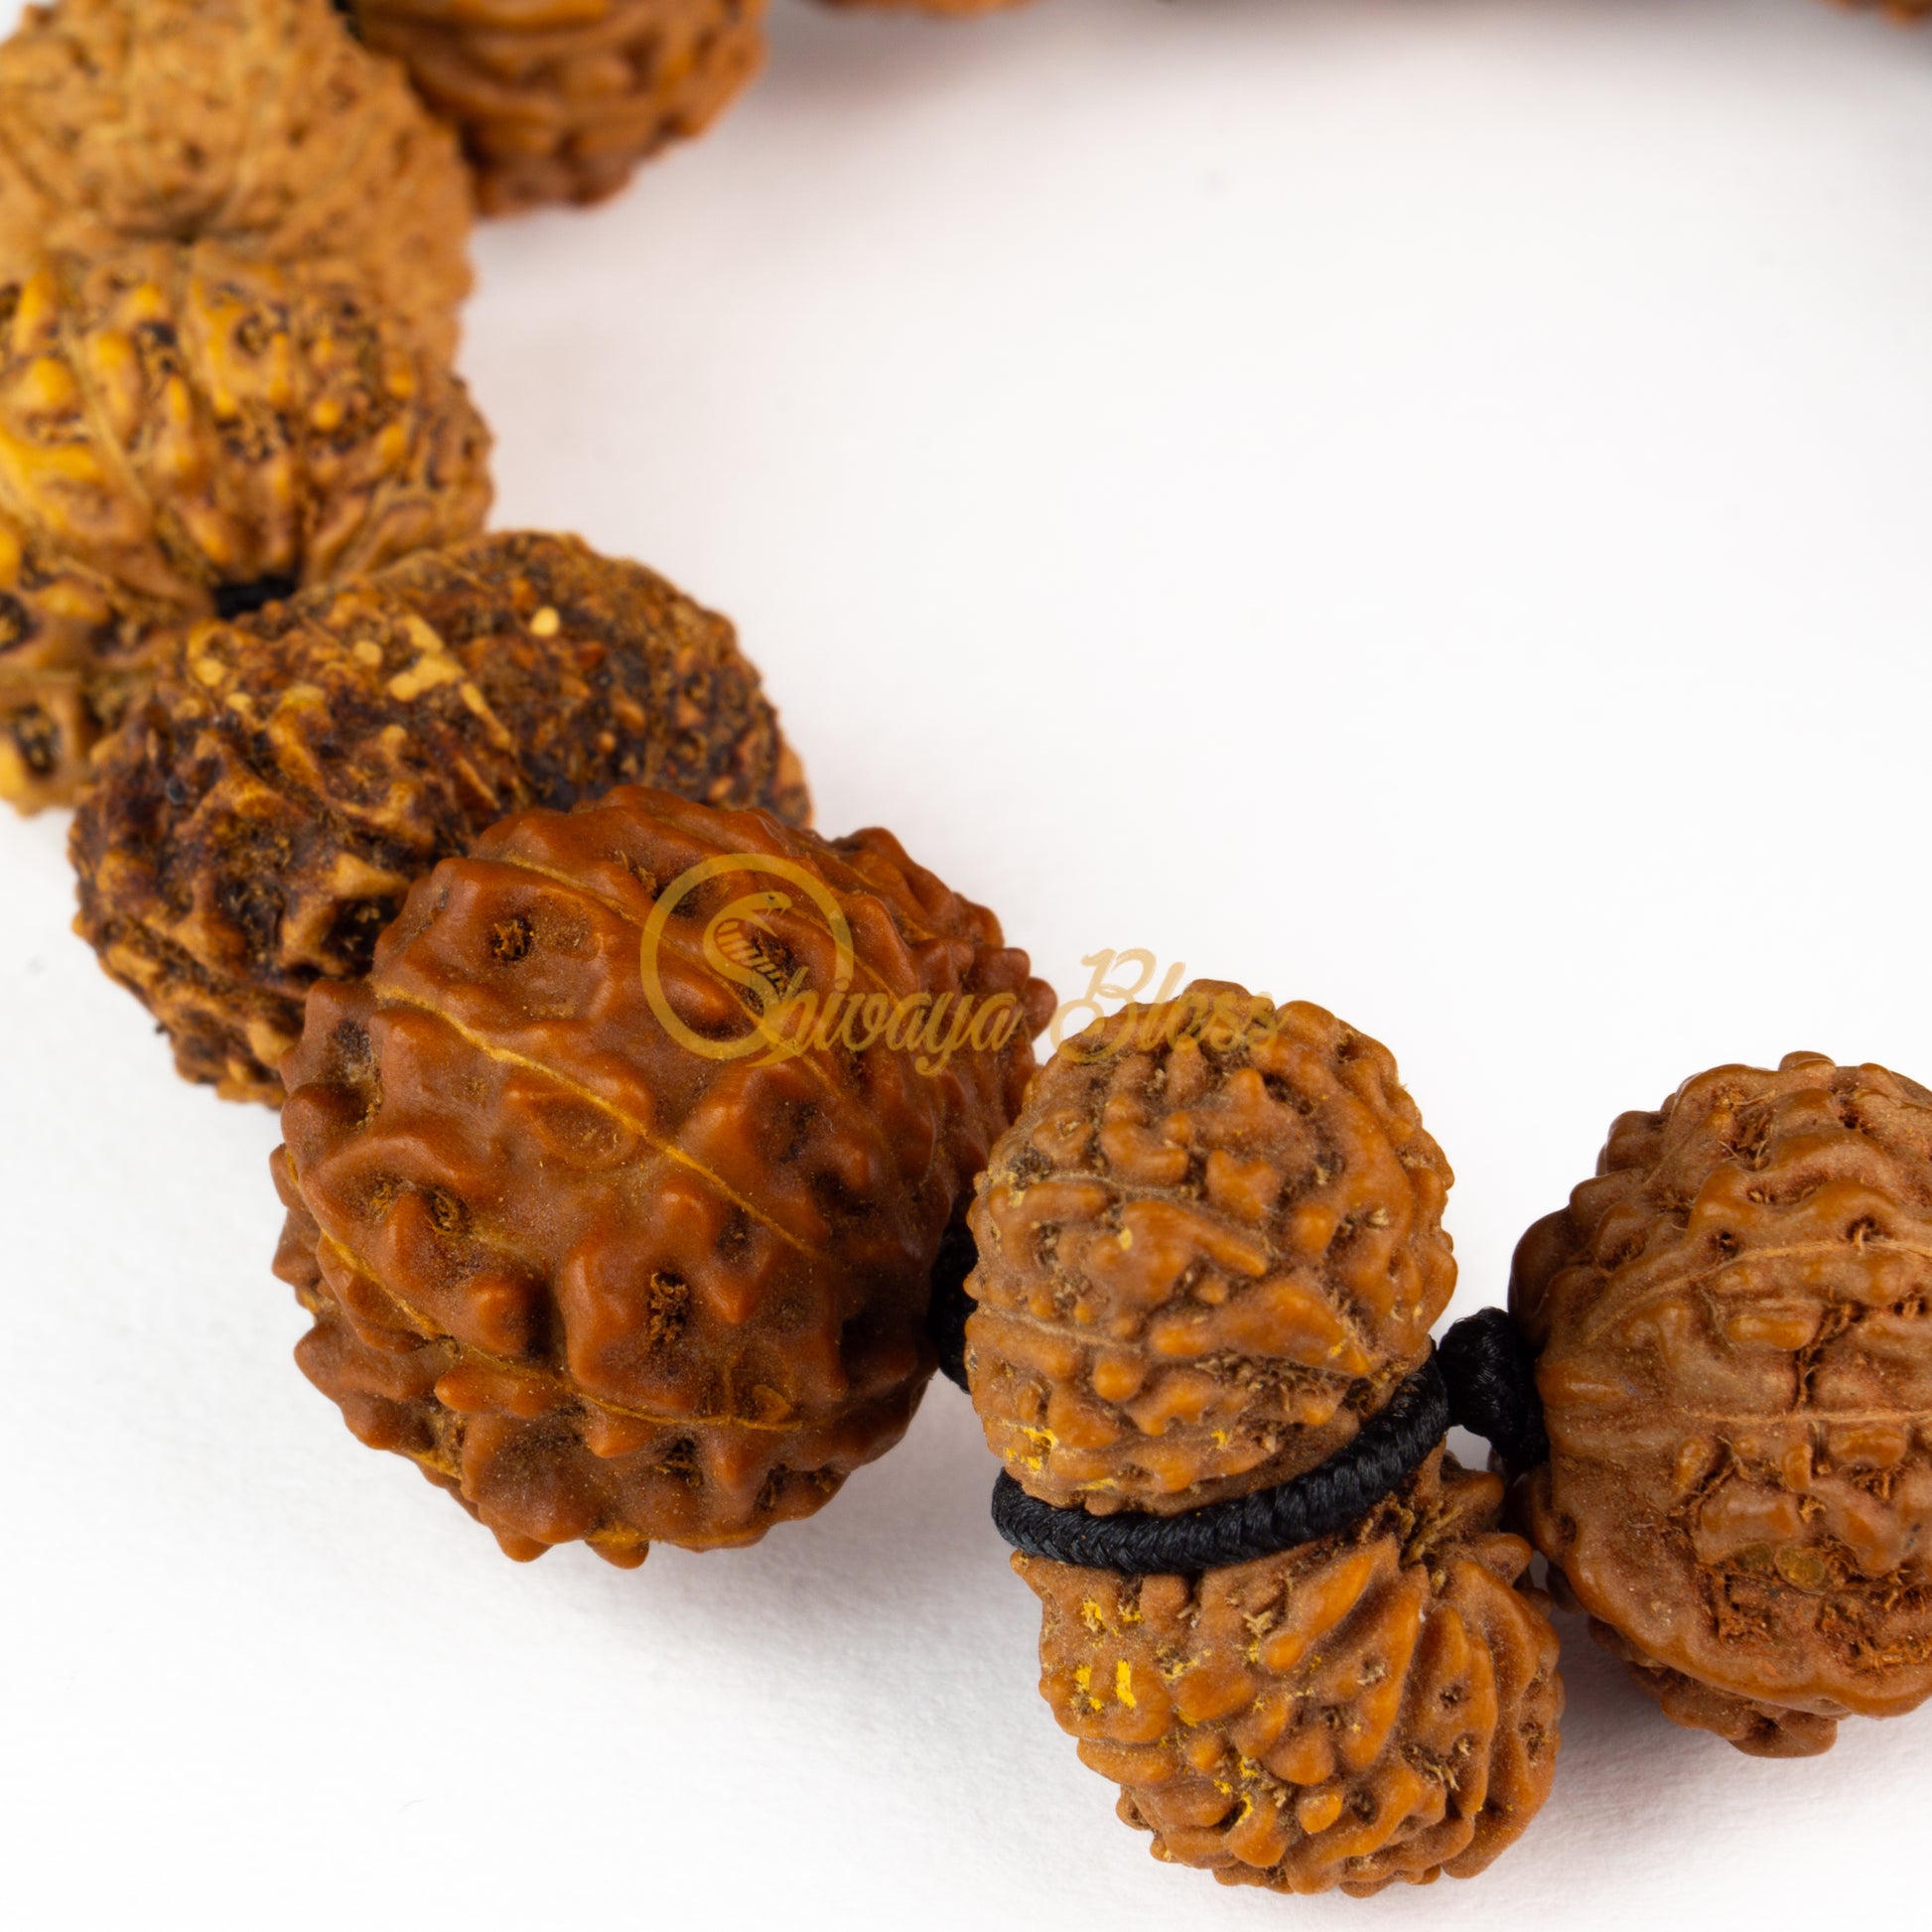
[640,852,855,1062]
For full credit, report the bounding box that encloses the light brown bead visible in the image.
[273,785,1053,1564]
[970,986,1563,1891]
[1023,1451,1561,1897]
[0,0,472,358]
[352,0,766,213]
[966,986,1456,1514]
[71,531,808,1103]
[0,241,490,812]
[1513,1051,1932,1755]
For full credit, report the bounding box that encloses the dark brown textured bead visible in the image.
[0,240,491,812]
[352,0,766,214]
[968,987,1562,1892]
[1513,1051,1932,1755]
[71,531,809,1103]
[1024,1450,1561,1897]
[272,784,1053,1565]
[0,0,473,358]
[967,987,1457,1515]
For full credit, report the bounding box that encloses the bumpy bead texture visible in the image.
[0,241,490,810]
[0,0,473,357]
[353,0,765,213]
[274,785,1052,1564]
[966,989,1456,1514]
[1514,1050,1932,1756]
[966,988,1563,1893]
[72,531,804,1102]
[1023,1449,1561,1896]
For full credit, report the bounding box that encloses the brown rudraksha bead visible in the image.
[271,784,1053,1565]
[1023,1449,1561,1897]
[0,0,473,358]
[72,531,809,1104]
[1511,1050,1932,1757]
[967,986,1562,1894]
[967,986,1457,1515]
[351,0,766,214]
[0,241,491,813]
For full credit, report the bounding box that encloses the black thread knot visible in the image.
[990,1356,1450,1574]
[1438,1306,1549,1470]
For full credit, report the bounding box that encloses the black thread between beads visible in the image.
[1438,1304,1549,1470]
[929,1220,976,1392]
[212,575,300,622]
[991,1357,1450,1574]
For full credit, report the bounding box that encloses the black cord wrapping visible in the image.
[921,1224,1549,1574]
[990,1357,1449,1573]
[1437,1304,1550,1470]
[928,1220,977,1393]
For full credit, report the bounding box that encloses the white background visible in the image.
[3,0,1930,1926]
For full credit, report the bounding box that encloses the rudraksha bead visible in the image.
[273,784,1053,1564]
[1512,1051,1932,1756]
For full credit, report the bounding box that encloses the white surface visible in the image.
[4,0,1931,1926]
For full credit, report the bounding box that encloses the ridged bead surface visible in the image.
[1023,1451,1561,1896]
[967,988,1456,1515]
[274,785,1051,1564]
[72,532,806,1102]
[354,0,766,213]
[1513,1051,1932,1755]
[0,241,489,810]
[0,0,472,356]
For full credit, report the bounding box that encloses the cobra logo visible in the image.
[639,851,1023,1073]
[639,853,855,1063]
